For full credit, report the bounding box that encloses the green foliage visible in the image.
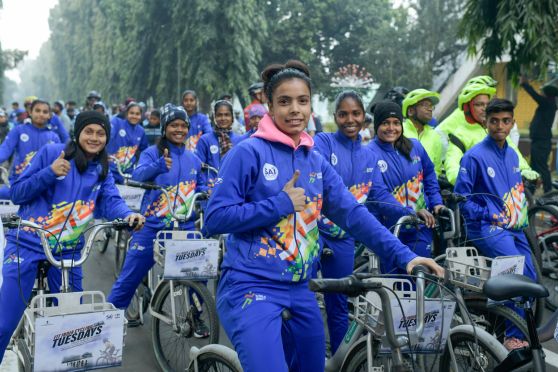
[459,0,558,82]
[16,0,464,108]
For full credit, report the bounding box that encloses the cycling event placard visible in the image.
[380,299,456,354]
[163,239,219,280]
[33,310,125,371]
[116,185,145,211]
[490,255,525,277]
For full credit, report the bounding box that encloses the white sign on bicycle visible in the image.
[381,299,456,354]
[116,185,145,211]
[163,239,219,280]
[0,199,19,215]
[33,310,125,371]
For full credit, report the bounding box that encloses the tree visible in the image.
[459,0,558,81]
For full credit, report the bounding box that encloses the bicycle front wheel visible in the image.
[152,280,219,372]
[114,230,130,279]
[189,352,242,372]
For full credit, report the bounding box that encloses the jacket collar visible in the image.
[252,113,314,150]
[334,130,361,148]
[373,136,397,152]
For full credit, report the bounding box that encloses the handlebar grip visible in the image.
[411,264,431,276]
[309,276,381,297]
[126,180,161,190]
[112,218,140,230]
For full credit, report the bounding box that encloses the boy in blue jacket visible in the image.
[454,98,534,350]
[108,105,208,332]
[0,111,145,361]
[204,61,444,371]
[0,100,60,199]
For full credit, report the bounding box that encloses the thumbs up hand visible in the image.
[282,170,306,212]
[51,151,71,177]
[163,148,172,170]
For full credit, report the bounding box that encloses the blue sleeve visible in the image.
[418,144,443,208]
[368,165,412,220]
[0,126,19,163]
[132,147,167,182]
[320,159,418,271]
[204,145,294,234]
[312,133,331,159]
[195,136,209,164]
[96,172,133,220]
[139,129,149,151]
[194,157,209,193]
[202,115,213,134]
[53,116,70,143]
[10,146,59,205]
[454,154,487,221]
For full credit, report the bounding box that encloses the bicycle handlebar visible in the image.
[393,215,424,237]
[201,163,219,175]
[109,155,132,180]
[437,206,456,239]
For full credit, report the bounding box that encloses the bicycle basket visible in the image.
[154,230,220,280]
[445,247,492,292]
[354,278,415,336]
[16,291,126,371]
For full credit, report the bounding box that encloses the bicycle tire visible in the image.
[438,327,506,371]
[114,230,130,279]
[462,297,530,343]
[189,352,242,372]
[125,285,143,322]
[522,227,546,324]
[99,228,112,254]
[152,280,219,372]
[528,204,558,311]
[96,357,109,366]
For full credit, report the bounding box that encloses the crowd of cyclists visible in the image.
[0,58,554,371]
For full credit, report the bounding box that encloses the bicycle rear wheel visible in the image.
[439,328,506,371]
[189,352,242,372]
[528,204,558,310]
[152,280,219,372]
[462,298,530,343]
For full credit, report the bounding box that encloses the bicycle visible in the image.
[118,180,220,372]
[4,215,134,371]
[95,348,122,366]
[440,272,553,371]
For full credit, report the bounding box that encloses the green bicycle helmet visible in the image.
[402,89,440,118]
[458,83,496,109]
[466,75,498,88]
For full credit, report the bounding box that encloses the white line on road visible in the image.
[545,347,558,368]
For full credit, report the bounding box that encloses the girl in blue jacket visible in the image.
[182,90,213,151]
[107,102,149,184]
[195,100,242,170]
[0,100,61,199]
[204,61,443,372]
[0,111,145,360]
[108,105,208,329]
[368,100,444,274]
[313,90,411,354]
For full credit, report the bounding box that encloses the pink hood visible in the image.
[251,113,314,150]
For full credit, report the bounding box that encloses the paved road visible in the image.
[2,241,558,371]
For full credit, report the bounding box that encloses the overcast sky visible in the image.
[0,0,58,82]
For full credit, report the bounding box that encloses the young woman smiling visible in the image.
[204,61,443,371]
[0,111,145,360]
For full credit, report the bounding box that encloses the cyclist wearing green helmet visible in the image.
[438,82,534,184]
[402,89,444,175]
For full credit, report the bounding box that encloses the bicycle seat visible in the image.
[483,274,549,301]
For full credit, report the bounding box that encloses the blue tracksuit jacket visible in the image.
[107,119,148,183]
[367,137,442,272]
[108,143,207,309]
[204,136,418,283]
[454,135,535,339]
[185,112,213,151]
[0,123,61,183]
[0,143,133,359]
[195,131,242,170]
